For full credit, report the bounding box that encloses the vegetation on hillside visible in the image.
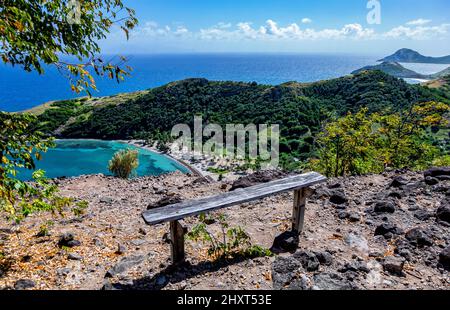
[311,101,449,177]
[34,71,449,170]
[423,76,450,101]
[351,62,427,79]
[351,62,450,80]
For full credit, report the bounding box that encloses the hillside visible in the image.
[431,68,450,79]
[379,48,450,64]
[0,169,449,290]
[351,61,450,81]
[351,62,428,79]
[32,71,444,162]
[422,75,450,103]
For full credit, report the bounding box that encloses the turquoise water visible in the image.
[17,139,189,181]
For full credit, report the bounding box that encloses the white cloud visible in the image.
[174,26,189,36]
[301,18,312,24]
[264,20,300,37]
[384,23,450,40]
[253,20,374,40]
[135,21,171,36]
[237,22,262,39]
[406,19,432,26]
[198,22,242,40]
[216,22,232,29]
[129,19,450,42]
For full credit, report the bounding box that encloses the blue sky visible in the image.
[101,0,450,55]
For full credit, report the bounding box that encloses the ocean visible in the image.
[1,54,447,112]
[0,53,381,112]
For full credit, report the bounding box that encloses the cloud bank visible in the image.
[129,19,450,42]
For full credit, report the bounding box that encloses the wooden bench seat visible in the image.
[142,172,326,265]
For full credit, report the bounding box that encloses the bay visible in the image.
[17,139,189,181]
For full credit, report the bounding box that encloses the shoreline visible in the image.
[123,140,248,183]
[52,138,245,182]
[52,138,209,180]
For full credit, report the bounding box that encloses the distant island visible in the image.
[352,62,428,79]
[352,48,450,81]
[351,61,450,80]
[379,48,450,64]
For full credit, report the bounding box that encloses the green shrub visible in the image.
[432,155,450,167]
[311,101,449,177]
[72,201,89,217]
[187,213,272,260]
[37,220,54,237]
[108,149,139,179]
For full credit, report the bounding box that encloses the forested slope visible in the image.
[34,71,447,161]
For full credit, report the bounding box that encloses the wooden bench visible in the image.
[142,172,327,265]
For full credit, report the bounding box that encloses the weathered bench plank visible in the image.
[170,221,186,263]
[142,172,326,225]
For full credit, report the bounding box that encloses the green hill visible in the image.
[379,48,450,64]
[32,71,447,163]
[431,67,450,79]
[351,62,427,79]
[352,61,450,81]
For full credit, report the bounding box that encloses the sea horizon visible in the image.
[2,52,448,113]
[1,53,383,112]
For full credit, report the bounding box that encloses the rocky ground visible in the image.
[0,168,449,290]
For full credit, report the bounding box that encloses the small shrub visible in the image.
[60,245,72,252]
[432,155,450,167]
[187,213,272,260]
[244,245,274,258]
[157,141,170,153]
[37,220,54,237]
[72,201,89,217]
[108,149,139,179]
[207,167,228,181]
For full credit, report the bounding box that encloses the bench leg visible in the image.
[170,220,186,265]
[292,188,307,234]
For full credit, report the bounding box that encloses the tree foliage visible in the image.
[312,101,449,177]
[312,108,383,177]
[36,71,446,170]
[0,112,73,222]
[0,0,138,94]
[0,0,136,221]
[377,101,449,169]
[108,148,139,179]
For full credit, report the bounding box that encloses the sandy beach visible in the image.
[124,139,251,182]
